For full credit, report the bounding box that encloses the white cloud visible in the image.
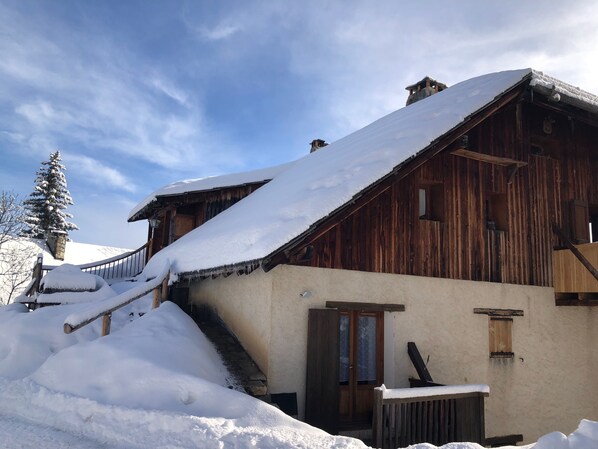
[200,24,241,41]
[63,154,137,193]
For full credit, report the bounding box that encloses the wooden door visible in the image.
[339,310,384,428]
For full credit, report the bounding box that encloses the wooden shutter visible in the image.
[570,199,590,244]
[305,308,339,434]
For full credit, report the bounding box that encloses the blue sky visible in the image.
[1,0,598,248]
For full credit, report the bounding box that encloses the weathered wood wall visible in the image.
[299,101,598,287]
[150,183,264,256]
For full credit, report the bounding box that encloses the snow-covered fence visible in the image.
[372,384,489,449]
[43,242,150,283]
[63,260,171,336]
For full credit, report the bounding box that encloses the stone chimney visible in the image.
[47,230,67,261]
[405,76,447,106]
[310,139,328,153]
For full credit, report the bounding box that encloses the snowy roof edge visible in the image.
[128,160,298,222]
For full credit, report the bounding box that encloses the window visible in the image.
[488,317,513,358]
[486,193,508,231]
[570,199,590,244]
[474,308,523,359]
[419,183,444,221]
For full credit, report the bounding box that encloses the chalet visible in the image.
[130,69,598,444]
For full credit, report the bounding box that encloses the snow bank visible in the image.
[63,259,171,329]
[40,264,99,292]
[0,290,149,379]
[0,285,367,448]
[36,277,115,304]
[32,302,234,412]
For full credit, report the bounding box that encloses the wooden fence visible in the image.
[372,385,489,449]
[64,260,171,336]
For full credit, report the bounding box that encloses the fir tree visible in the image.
[23,151,78,238]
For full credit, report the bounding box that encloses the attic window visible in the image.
[419,183,444,221]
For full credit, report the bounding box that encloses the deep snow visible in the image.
[0,281,597,448]
[0,283,366,448]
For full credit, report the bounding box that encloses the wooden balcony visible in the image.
[553,241,598,305]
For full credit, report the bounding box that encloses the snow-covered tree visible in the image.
[22,151,78,238]
[0,191,36,305]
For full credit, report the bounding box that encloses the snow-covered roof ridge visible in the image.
[530,69,598,111]
[141,68,598,279]
[128,159,299,221]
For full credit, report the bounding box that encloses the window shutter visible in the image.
[305,308,339,433]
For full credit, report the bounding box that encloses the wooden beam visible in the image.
[552,223,598,283]
[325,301,405,312]
[473,308,524,317]
[408,342,434,383]
[451,148,528,168]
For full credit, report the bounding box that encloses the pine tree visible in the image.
[23,151,78,238]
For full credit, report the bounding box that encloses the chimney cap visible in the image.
[405,76,447,92]
[310,139,328,153]
[405,76,448,106]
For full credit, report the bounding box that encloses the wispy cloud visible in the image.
[199,24,241,41]
[63,153,137,193]
[0,2,242,178]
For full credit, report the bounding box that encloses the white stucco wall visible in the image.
[188,269,274,375]
[189,265,598,444]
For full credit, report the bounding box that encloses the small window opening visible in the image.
[486,193,508,231]
[530,144,544,156]
[570,200,590,244]
[419,183,444,221]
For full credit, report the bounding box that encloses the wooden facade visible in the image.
[148,183,265,257]
[291,99,598,289]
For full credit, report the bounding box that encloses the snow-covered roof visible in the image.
[2,237,131,267]
[128,160,299,222]
[142,69,598,279]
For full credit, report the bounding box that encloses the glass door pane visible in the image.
[356,315,377,384]
[339,314,350,384]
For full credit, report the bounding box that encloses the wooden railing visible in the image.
[43,242,149,282]
[63,259,171,336]
[372,384,489,449]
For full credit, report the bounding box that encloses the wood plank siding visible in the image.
[294,101,598,288]
[149,183,265,256]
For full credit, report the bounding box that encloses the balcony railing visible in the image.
[553,241,598,302]
[372,384,489,449]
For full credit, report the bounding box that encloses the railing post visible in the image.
[32,254,43,294]
[152,286,161,309]
[373,386,384,448]
[161,271,169,303]
[101,313,112,336]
